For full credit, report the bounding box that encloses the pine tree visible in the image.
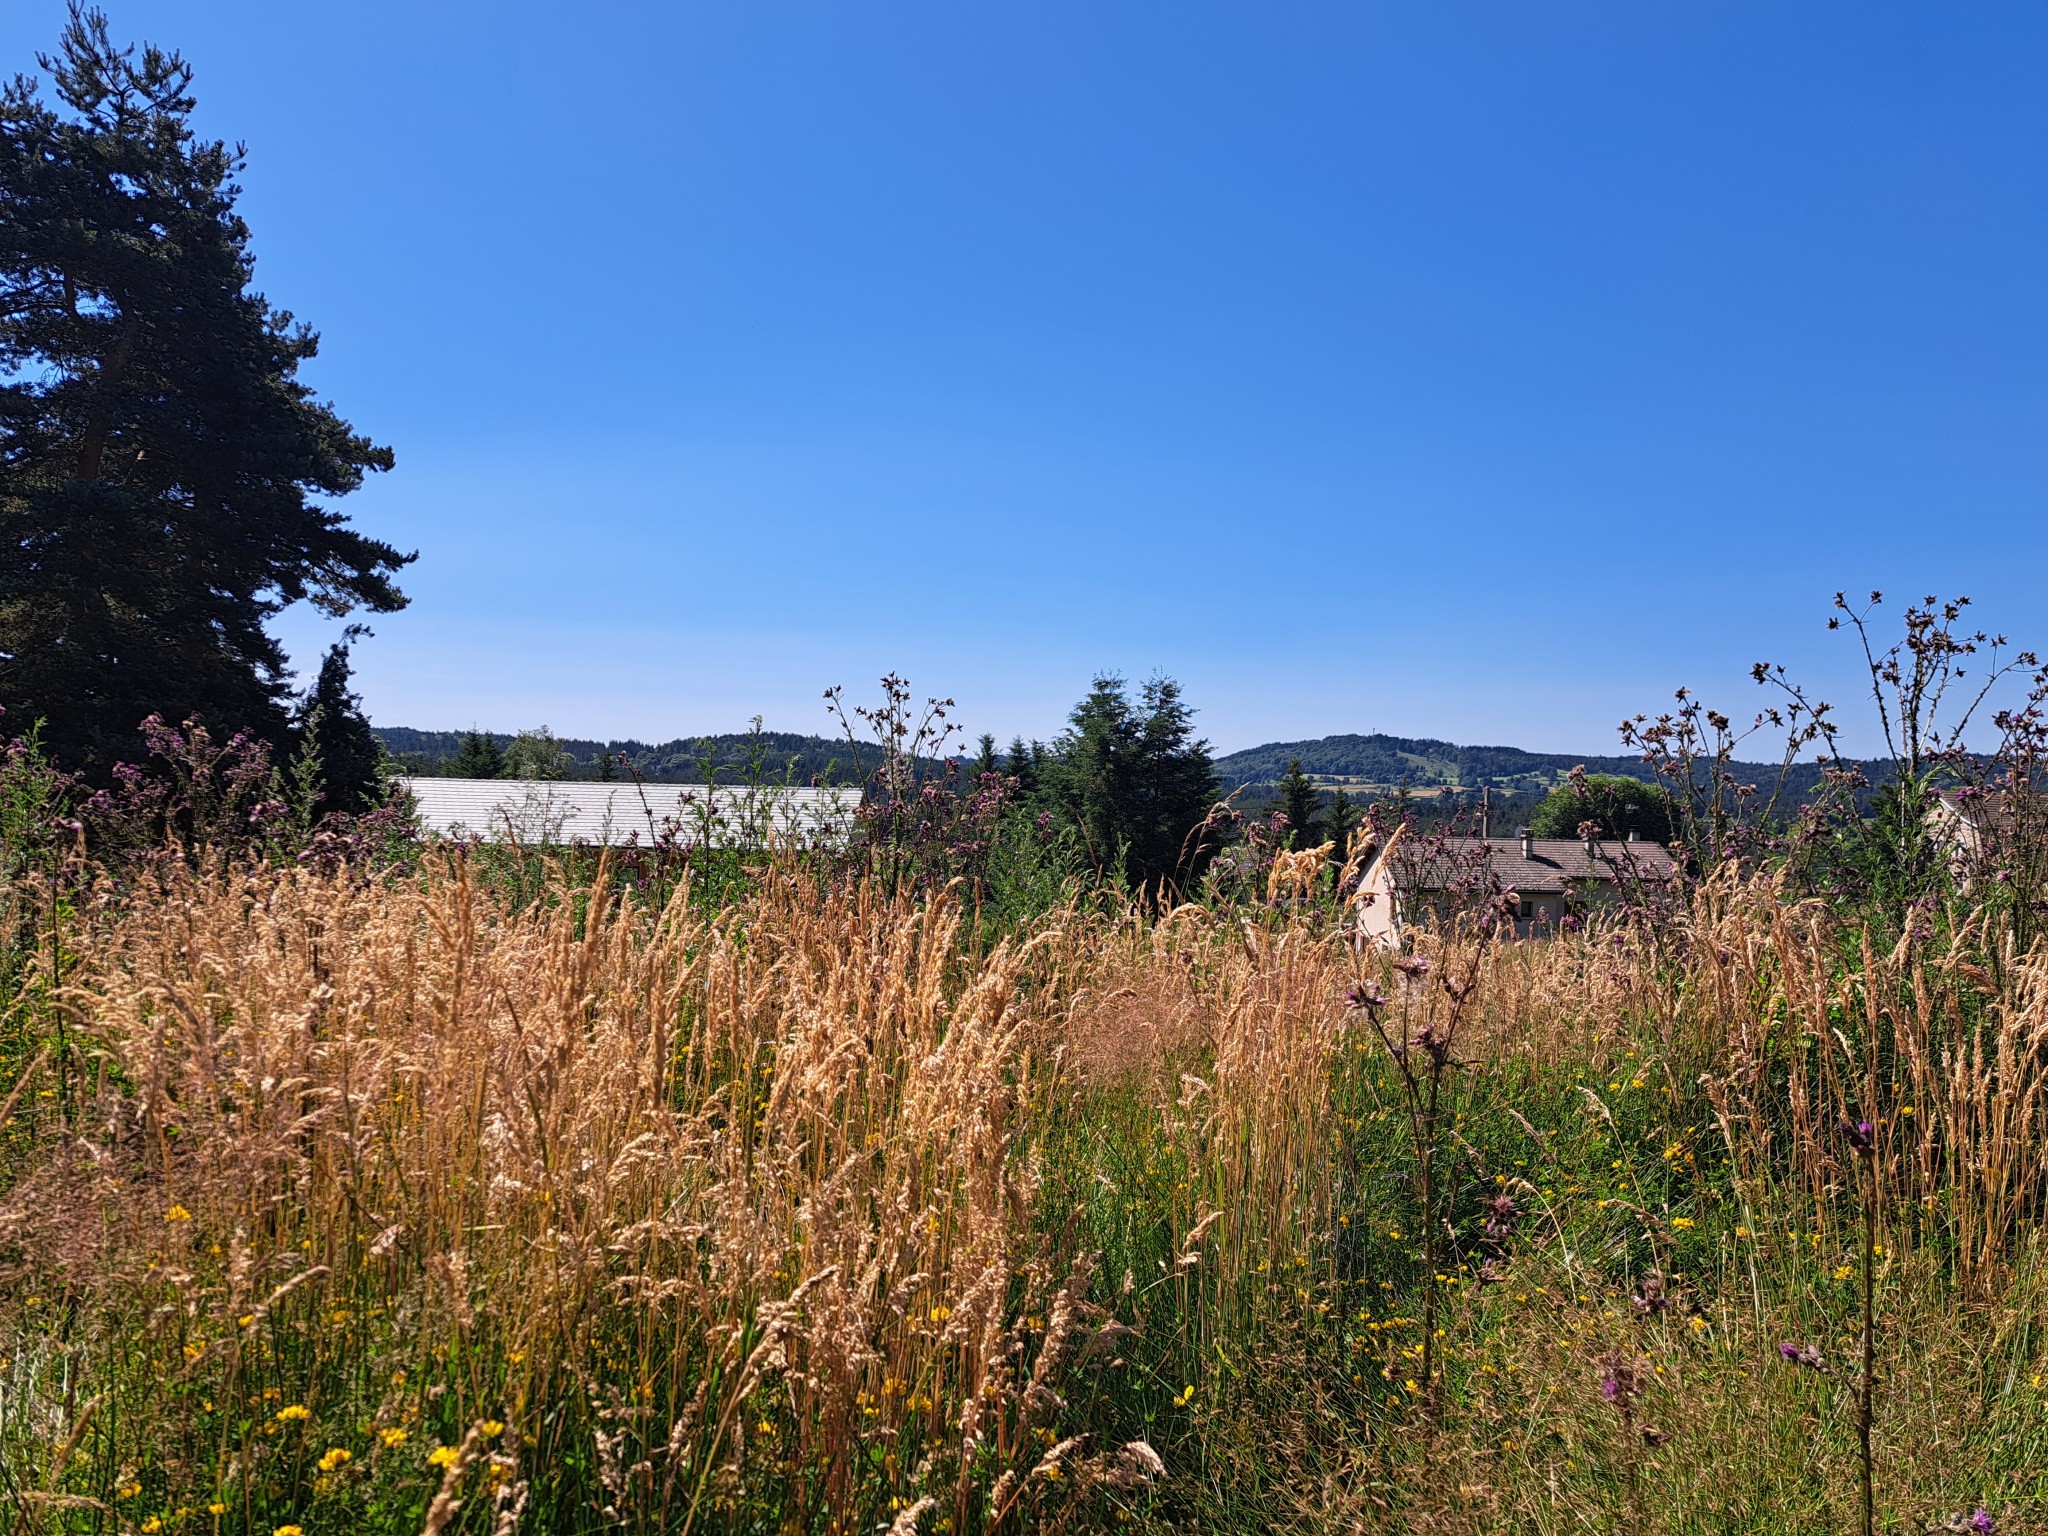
[1042,675,1219,890]
[1326,787,1358,861]
[1006,736,1038,798]
[0,10,410,772]
[1276,758,1323,850]
[972,732,998,780]
[450,730,504,779]
[295,628,382,816]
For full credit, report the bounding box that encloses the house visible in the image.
[1355,828,1681,946]
[398,777,861,847]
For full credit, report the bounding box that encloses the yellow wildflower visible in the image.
[428,1445,460,1468]
[380,1427,409,1448]
[480,1420,504,1438]
[316,1447,351,1472]
[1672,1217,1696,1230]
[274,1404,310,1423]
[164,1205,192,1223]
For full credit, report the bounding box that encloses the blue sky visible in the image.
[6,2,2043,755]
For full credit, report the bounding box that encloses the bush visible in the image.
[1529,772,1674,843]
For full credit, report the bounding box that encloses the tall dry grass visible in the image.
[4,848,2048,1531]
[0,852,1160,1533]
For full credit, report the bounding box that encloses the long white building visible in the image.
[397,777,861,847]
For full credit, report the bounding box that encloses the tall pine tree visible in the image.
[295,628,382,816]
[1042,674,1219,891]
[450,730,505,779]
[0,8,410,771]
[1276,758,1323,849]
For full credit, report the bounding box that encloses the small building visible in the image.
[398,777,861,847]
[1356,828,1681,945]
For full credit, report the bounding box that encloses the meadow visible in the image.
[2,809,2045,1535]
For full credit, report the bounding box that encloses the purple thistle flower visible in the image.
[1343,981,1387,1014]
[1970,1511,1994,1535]
[1843,1117,1876,1155]
[1777,1341,1825,1370]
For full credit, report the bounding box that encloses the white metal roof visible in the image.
[397,777,860,847]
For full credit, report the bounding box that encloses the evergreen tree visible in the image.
[973,732,999,780]
[0,10,410,772]
[1006,736,1038,797]
[295,628,382,816]
[1276,757,1322,849]
[1326,787,1358,862]
[450,730,504,779]
[596,749,618,782]
[1042,674,1219,890]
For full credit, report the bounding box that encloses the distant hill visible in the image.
[381,723,1851,806]
[376,727,913,785]
[1212,732,1844,802]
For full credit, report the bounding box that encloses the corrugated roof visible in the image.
[1392,835,1680,895]
[398,777,861,846]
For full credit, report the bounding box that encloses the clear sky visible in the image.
[6,2,2044,756]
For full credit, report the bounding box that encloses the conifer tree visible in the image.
[1277,758,1323,849]
[1006,736,1038,797]
[450,730,504,779]
[1042,675,1219,890]
[295,629,383,816]
[0,8,409,771]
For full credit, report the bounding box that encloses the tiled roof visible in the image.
[1392,835,1680,895]
[397,777,861,846]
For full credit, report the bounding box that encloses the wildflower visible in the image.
[275,1527,305,1536]
[1481,1192,1517,1243]
[1971,1510,1995,1534]
[1778,1341,1825,1370]
[380,1427,408,1448]
[1343,981,1387,1014]
[1843,1118,1876,1155]
[1833,1264,1854,1281]
[1632,1272,1668,1316]
[275,1404,310,1422]
[1671,1217,1696,1230]
[1688,1315,1708,1333]
[119,1482,142,1499]
[316,1447,351,1472]
[142,1521,163,1533]
[480,1420,504,1438]
[164,1205,192,1222]
[209,1503,227,1517]
[428,1445,460,1467]
[1600,1351,1644,1409]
